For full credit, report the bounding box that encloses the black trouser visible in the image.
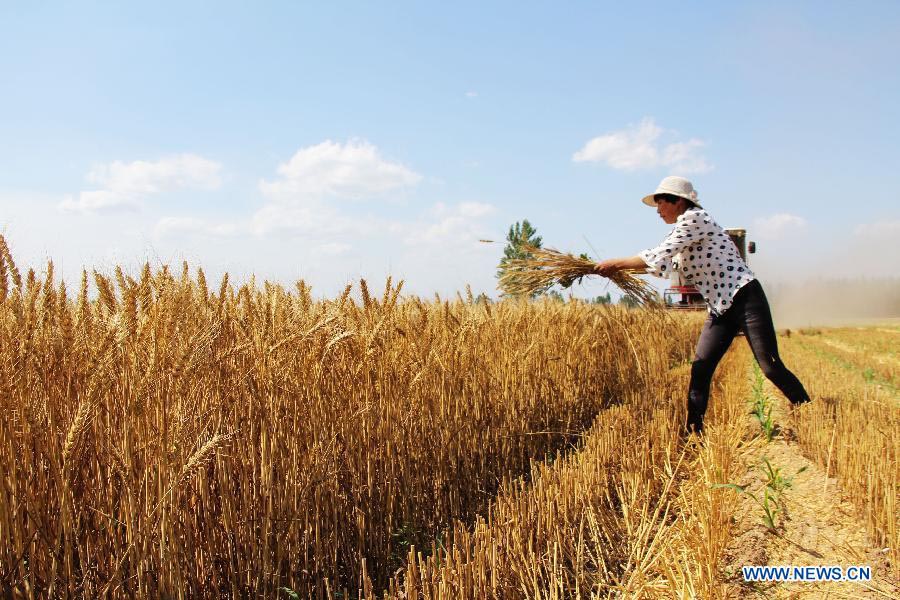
[687,279,810,433]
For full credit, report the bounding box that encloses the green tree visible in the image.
[497,219,551,298]
[499,220,542,268]
[619,294,640,309]
[592,292,612,305]
[547,290,565,302]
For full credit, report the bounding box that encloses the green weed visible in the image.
[713,483,780,530]
[863,367,876,383]
[760,456,807,493]
[714,458,808,531]
[750,364,775,442]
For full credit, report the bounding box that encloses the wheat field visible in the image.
[0,237,896,598]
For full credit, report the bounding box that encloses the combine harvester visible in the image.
[664,228,756,310]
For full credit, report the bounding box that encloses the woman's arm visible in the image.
[594,255,648,276]
[628,216,696,279]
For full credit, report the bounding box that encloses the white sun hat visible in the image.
[641,175,702,208]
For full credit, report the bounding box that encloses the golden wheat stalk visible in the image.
[178,433,229,485]
[62,398,94,471]
[499,243,657,305]
[0,234,22,289]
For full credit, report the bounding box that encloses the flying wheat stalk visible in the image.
[498,242,658,305]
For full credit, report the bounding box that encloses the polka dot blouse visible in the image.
[639,207,756,316]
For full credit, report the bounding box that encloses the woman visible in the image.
[595,176,810,434]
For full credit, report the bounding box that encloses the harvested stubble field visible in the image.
[779,328,899,565]
[0,239,897,598]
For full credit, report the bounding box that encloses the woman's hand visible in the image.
[594,256,649,277]
[594,259,621,277]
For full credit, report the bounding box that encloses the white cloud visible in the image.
[60,154,223,214]
[154,217,238,238]
[458,201,496,218]
[259,139,421,201]
[407,216,466,244]
[248,139,423,237]
[661,139,712,174]
[404,202,497,246]
[466,91,478,98]
[147,140,422,240]
[87,154,221,195]
[154,205,349,240]
[573,118,662,170]
[573,118,712,174]
[311,242,352,257]
[430,201,449,216]
[59,190,140,214]
[249,202,364,237]
[753,213,808,240]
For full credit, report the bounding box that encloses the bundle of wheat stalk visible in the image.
[499,242,658,305]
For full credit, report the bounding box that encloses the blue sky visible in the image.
[2,1,898,300]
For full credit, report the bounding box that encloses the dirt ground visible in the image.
[721,390,898,599]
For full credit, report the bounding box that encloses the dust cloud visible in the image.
[747,219,900,328]
[764,278,900,328]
